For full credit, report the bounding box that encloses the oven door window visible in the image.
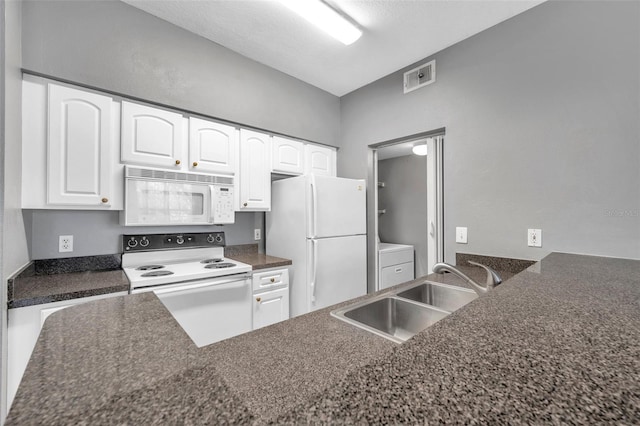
[125,180,211,225]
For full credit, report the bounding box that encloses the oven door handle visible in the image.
[153,275,249,295]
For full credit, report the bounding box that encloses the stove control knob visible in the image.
[206,235,215,244]
[139,237,149,247]
[215,235,223,243]
[176,236,184,245]
[127,238,138,248]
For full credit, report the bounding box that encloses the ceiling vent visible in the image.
[403,60,435,94]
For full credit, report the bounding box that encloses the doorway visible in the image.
[367,130,444,293]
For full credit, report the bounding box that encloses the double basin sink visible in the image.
[331,281,478,343]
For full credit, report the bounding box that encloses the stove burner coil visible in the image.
[136,265,165,271]
[141,270,174,277]
[200,258,224,264]
[204,263,235,269]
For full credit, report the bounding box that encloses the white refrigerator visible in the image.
[266,175,367,317]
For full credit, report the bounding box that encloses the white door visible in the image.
[272,136,304,175]
[307,235,367,312]
[189,117,238,174]
[253,287,290,330]
[304,144,336,176]
[307,175,366,238]
[239,129,271,210]
[154,278,252,348]
[121,101,184,168]
[47,84,113,206]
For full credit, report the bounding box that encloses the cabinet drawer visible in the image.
[380,261,415,289]
[379,249,413,268]
[252,268,289,292]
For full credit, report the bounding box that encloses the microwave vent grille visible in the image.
[126,167,233,185]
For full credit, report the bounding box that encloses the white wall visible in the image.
[339,1,640,262]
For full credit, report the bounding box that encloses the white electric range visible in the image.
[122,232,253,347]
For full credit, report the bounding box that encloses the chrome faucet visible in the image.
[432,261,502,295]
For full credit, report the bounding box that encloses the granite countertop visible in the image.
[6,253,640,424]
[225,243,292,270]
[8,255,129,308]
[7,246,291,308]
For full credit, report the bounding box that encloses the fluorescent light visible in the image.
[279,0,362,46]
[412,144,428,156]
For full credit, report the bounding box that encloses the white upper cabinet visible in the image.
[272,136,304,175]
[47,84,115,206]
[189,117,238,174]
[305,144,336,176]
[121,101,185,169]
[239,129,271,211]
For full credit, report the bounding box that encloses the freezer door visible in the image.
[307,235,367,311]
[308,175,366,238]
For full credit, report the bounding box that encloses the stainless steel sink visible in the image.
[331,280,479,343]
[396,281,478,312]
[331,296,449,343]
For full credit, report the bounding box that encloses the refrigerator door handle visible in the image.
[310,239,318,304]
[309,176,317,238]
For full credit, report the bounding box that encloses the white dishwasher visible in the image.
[154,275,252,348]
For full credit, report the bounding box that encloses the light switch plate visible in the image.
[254,229,261,240]
[455,227,468,244]
[527,229,542,247]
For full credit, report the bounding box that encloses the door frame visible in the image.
[367,128,445,293]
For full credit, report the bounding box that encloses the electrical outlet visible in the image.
[254,229,261,240]
[527,229,542,247]
[59,235,73,253]
[455,227,468,244]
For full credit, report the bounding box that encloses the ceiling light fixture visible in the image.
[278,0,362,46]
[412,144,428,156]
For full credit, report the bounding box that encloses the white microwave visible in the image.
[122,166,235,226]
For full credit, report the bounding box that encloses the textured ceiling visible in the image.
[123,0,545,96]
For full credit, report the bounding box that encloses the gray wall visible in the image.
[22,0,340,146]
[339,0,640,262]
[21,0,341,260]
[378,155,428,277]
[25,210,264,260]
[2,0,29,420]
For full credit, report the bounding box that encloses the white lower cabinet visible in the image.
[7,292,128,410]
[252,267,290,330]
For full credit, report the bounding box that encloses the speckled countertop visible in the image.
[8,246,290,308]
[7,255,129,308]
[225,243,292,270]
[6,253,640,424]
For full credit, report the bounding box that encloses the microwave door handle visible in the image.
[209,185,215,224]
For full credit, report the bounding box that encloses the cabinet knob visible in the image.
[192,161,198,167]
[256,297,261,302]
[270,278,275,283]
[175,160,181,165]
[243,202,248,207]
[101,197,109,204]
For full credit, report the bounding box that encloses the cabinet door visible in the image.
[47,84,114,206]
[189,117,238,174]
[121,101,184,168]
[272,136,304,175]
[304,144,336,176]
[239,129,271,210]
[253,287,289,330]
